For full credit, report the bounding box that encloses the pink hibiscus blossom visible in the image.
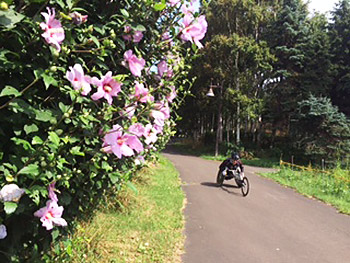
[48,182,58,202]
[135,155,145,166]
[158,61,168,77]
[123,50,146,77]
[40,7,65,52]
[123,26,144,43]
[119,104,137,119]
[144,124,158,145]
[69,11,88,25]
[169,0,181,7]
[34,200,67,230]
[181,15,208,49]
[133,82,154,103]
[66,64,92,96]
[167,86,177,103]
[103,125,143,158]
[129,123,145,137]
[154,101,171,119]
[151,110,166,127]
[91,71,122,104]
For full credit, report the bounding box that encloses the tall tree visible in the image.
[179,0,275,153]
[329,0,350,116]
[262,0,311,144]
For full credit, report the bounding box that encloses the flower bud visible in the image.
[0,2,8,11]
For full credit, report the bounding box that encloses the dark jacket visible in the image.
[219,158,244,172]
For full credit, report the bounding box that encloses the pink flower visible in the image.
[123,26,133,41]
[153,124,164,134]
[123,26,144,43]
[66,64,92,96]
[69,12,88,25]
[181,15,208,48]
[144,124,158,145]
[151,110,166,127]
[135,155,145,166]
[34,200,67,230]
[40,7,65,52]
[167,86,177,103]
[129,123,145,137]
[158,61,168,77]
[120,104,137,119]
[123,50,146,77]
[91,72,122,104]
[169,0,181,7]
[48,182,58,202]
[154,101,170,119]
[134,82,154,103]
[133,31,144,43]
[103,125,144,158]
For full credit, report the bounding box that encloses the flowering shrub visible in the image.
[0,0,207,260]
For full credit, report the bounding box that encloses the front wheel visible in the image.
[240,177,250,197]
[216,170,224,186]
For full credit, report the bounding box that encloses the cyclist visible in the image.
[219,152,244,180]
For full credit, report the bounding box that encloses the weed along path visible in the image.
[162,151,350,263]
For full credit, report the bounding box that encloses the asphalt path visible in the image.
[162,151,350,263]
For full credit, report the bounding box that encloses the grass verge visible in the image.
[56,155,185,262]
[261,167,350,214]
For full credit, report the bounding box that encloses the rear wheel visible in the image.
[216,170,224,186]
[240,177,250,197]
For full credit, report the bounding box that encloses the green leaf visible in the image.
[11,138,34,151]
[126,181,138,195]
[108,173,119,184]
[18,164,39,176]
[0,86,21,97]
[32,136,43,145]
[48,131,60,146]
[70,146,85,156]
[90,36,100,48]
[24,124,38,135]
[42,73,58,89]
[35,110,53,122]
[134,24,146,32]
[120,9,129,17]
[0,9,25,29]
[154,2,166,11]
[4,202,17,215]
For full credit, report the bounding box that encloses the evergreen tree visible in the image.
[291,95,350,163]
[329,0,350,116]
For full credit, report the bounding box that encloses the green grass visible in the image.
[261,167,350,214]
[55,155,185,262]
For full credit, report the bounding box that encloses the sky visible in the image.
[307,0,338,14]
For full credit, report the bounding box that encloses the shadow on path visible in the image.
[201,182,241,196]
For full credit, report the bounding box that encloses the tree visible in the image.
[329,0,350,116]
[291,95,350,163]
[179,0,275,154]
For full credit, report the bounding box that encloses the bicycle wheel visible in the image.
[240,177,250,197]
[216,170,224,186]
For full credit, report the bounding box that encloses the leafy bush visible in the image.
[290,95,350,163]
[0,0,207,261]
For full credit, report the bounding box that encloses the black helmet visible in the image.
[231,152,240,160]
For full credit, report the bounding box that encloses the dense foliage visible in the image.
[0,0,207,261]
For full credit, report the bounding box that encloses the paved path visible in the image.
[163,151,350,263]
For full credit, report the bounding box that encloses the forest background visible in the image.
[179,0,350,167]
